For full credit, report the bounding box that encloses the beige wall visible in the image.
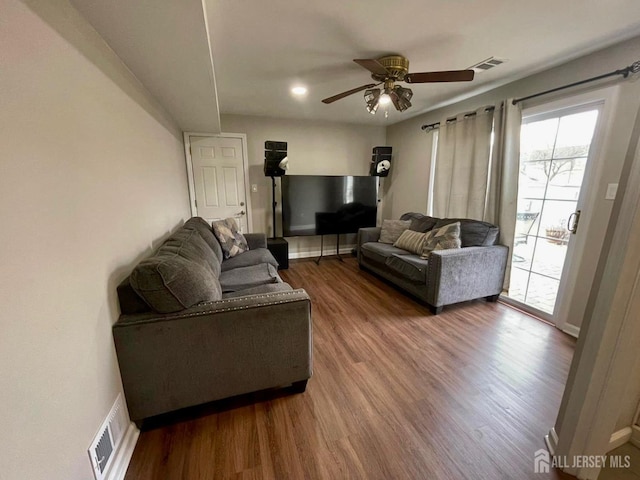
[385,36,640,329]
[220,114,386,256]
[0,1,190,479]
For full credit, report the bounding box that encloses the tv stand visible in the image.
[315,234,344,265]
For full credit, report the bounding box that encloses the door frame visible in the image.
[183,132,253,233]
[510,86,620,332]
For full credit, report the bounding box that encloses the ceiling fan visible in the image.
[321,55,475,114]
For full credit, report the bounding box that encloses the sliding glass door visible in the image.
[506,105,600,317]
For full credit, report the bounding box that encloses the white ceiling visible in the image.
[206,0,640,125]
[70,0,640,129]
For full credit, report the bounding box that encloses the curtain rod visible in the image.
[421,60,640,132]
[512,60,640,105]
[421,106,496,131]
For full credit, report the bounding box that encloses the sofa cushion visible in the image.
[434,218,500,247]
[130,228,223,313]
[130,254,222,314]
[385,254,429,283]
[219,263,280,293]
[117,276,151,314]
[221,248,278,272]
[243,233,267,250]
[183,217,223,262]
[222,282,293,299]
[393,229,426,255]
[400,212,438,233]
[421,222,461,259]
[361,242,411,265]
[378,219,411,244]
[212,218,249,259]
[163,228,220,278]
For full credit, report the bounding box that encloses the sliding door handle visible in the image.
[568,210,581,234]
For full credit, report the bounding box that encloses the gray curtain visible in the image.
[432,101,522,289]
[486,100,522,289]
[433,107,495,219]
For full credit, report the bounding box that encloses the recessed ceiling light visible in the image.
[291,86,308,96]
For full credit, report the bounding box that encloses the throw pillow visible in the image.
[379,219,411,244]
[211,218,249,259]
[433,218,500,247]
[421,221,462,259]
[400,212,439,233]
[393,229,426,255]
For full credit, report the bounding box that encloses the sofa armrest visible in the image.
[244,232,267,249]
[357,227,381,262]
[426,245,508,307]
[113,289,312,421]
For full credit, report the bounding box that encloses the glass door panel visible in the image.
[508,108,599,316]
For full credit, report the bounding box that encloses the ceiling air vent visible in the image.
[469,57,506,73]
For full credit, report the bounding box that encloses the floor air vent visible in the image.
[88,394,128,480]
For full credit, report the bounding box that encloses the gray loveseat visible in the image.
[357,213,508,314]
[113,217,312,425]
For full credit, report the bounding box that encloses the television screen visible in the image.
[282,175,378,236]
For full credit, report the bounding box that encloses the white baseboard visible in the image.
[562,324,581,338]
[545,427,559,455]
[105,423,139,480]
[608,426,633,452]
[631,425,640,449]
[545,426,632,457]
[289,245,355,260]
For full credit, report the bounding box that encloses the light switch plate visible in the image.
[606,183,618,200]
[251,184,258,193]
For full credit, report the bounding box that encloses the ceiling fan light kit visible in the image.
[322,54,475,115]
[364,88,381,114]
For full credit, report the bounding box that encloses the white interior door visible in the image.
[188,135,250,232]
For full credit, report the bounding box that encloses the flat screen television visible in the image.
[282,175,378,236]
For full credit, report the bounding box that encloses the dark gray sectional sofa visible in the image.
[113,217,312,425]
[357,213,508,314]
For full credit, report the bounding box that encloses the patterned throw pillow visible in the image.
[379,219,411,244]
[211,218,249,259]
[393,229,426,255]
[420,222,461,259]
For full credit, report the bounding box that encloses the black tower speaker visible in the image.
[369,146,392,177]
[264,141,288,177]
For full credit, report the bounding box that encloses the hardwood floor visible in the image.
[125,257,577,480]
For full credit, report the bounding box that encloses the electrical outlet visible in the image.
[606,183,618,200]
[251,184,258,193]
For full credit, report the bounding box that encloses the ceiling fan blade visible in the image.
[353,59,389,76]
[321,83,378,104]
[405,70,475,84]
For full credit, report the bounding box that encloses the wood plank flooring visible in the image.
[125,257,577,480]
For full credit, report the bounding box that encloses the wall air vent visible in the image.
[469,57,507,73]
[88,394,129,480]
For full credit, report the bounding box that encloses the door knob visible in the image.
[238,210,245,216]
[240,202,245,206]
